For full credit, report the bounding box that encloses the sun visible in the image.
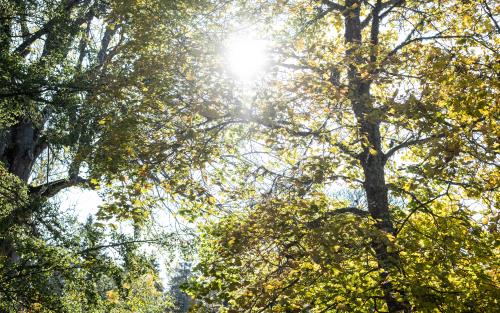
[225,35,268,81]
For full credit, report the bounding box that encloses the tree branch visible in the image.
[391,185,450,236]
[306,207,369,229]
[77,239,164,255]
[29,176,88,198]
[379,0,405,18]
[321,0,345,12]
[383,134,444,163]
[361,0,405,29]
[385,33,471,63]
[14,0,82,57]
[97,23,118,67]
[482,1,500,34]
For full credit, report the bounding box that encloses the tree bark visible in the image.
[1,120,45,182]
[343,1,410,311]
[0,120,44,261]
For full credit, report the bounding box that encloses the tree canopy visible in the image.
[0,0,499,312]
[0,0,215,310]
[186,0,499,311]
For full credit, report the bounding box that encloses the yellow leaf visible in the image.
[207,196,216,205]
[106,290,120,304]
[264,284,274,291]
[295,38,305,50]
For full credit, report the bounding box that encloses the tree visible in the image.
[0,204,173,312]
[0,0,222,309]
[168,261,193,313]
[188,0,499,312]
[1,0,498,311]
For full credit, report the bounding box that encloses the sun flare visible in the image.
[225,36,268,81]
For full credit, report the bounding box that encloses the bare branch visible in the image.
[379,0,405,19]
[246,115,327,137]
[29,176,88,198]
[386,34,471,61]
[383,134,444,163]
[482,1,500,34]
[391,185,450,236]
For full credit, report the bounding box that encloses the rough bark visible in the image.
[1,120,45,182]
[343,0,410,311]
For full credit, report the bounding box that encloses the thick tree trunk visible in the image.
[1,120,46,182]
[343,1,410,311]
[0,120,45,261]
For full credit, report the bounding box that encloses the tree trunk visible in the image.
[1,120,45,182]
[0,119,45,261]
[343,1,410,311]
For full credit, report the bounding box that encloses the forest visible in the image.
[0,0,498,312]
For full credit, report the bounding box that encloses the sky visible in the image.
[58,187,102,222]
